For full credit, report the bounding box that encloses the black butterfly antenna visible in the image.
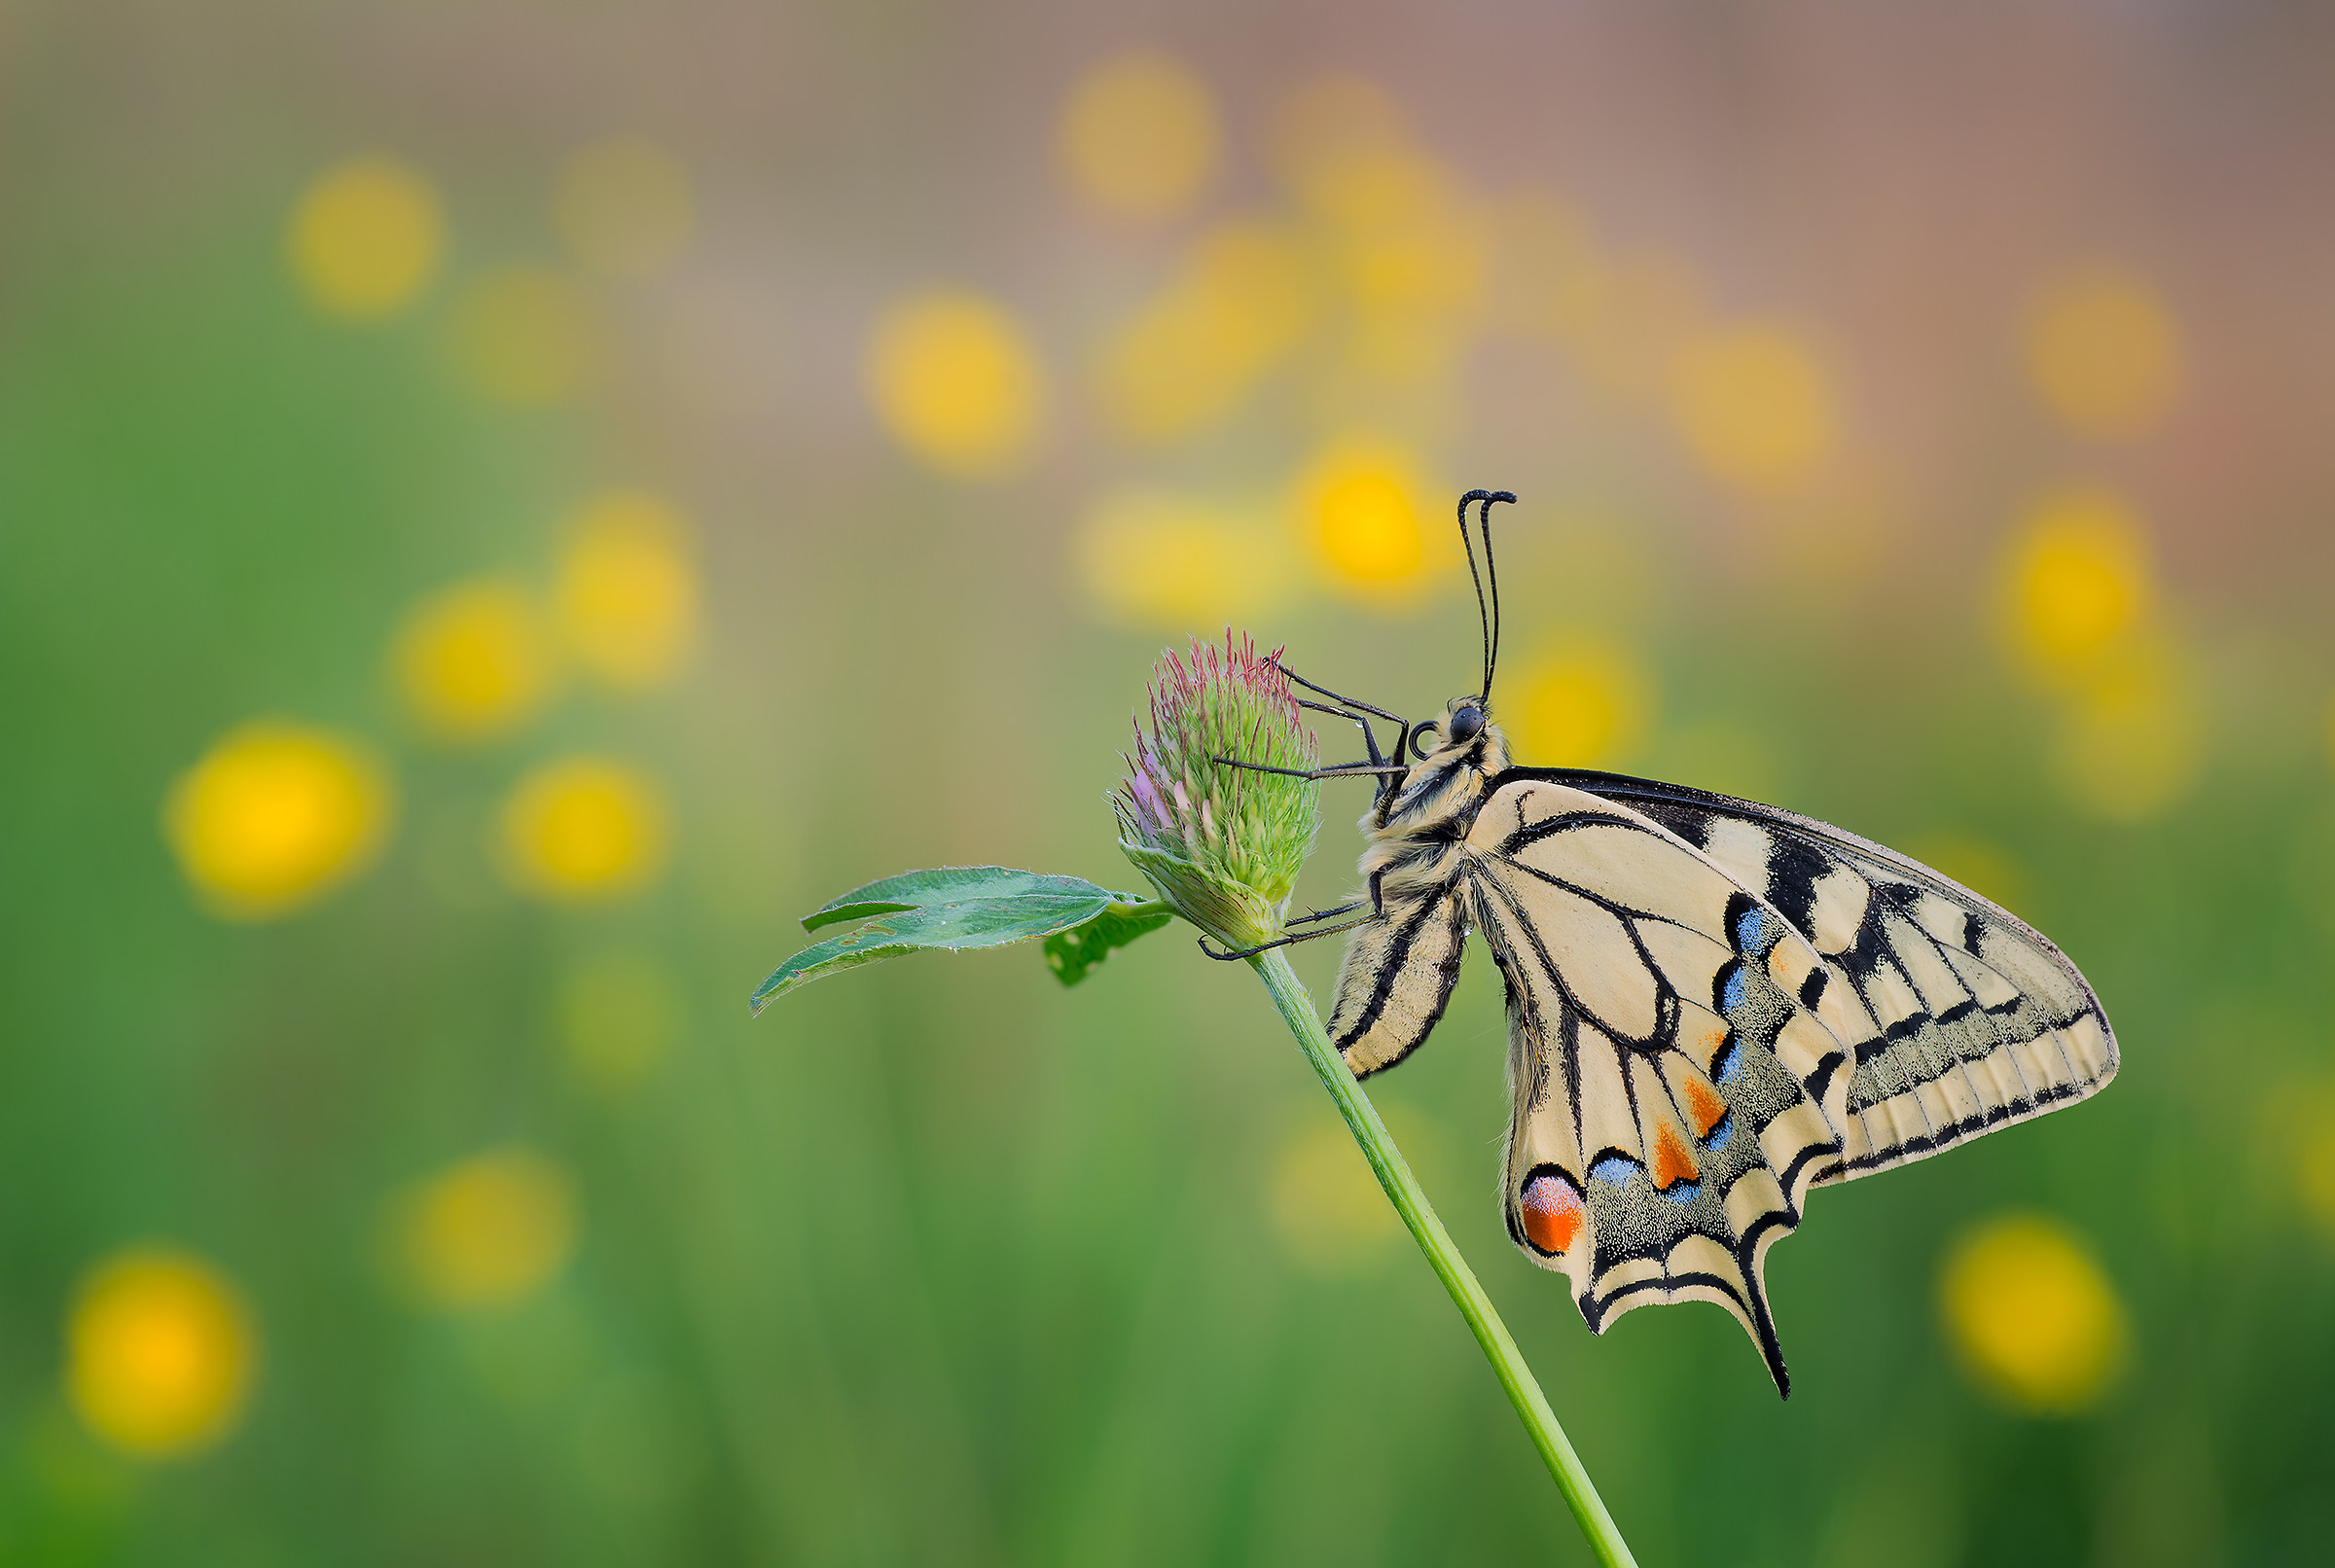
[1457,489,1517,701]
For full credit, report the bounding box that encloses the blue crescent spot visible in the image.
[1712,1037,1742,1085]
[1663,1180,1701,1207]
[1719,964,1747,1016]
[1590,1155,1639,1188]
[1734,904,1765,952]
[1701,1112,1734,1152]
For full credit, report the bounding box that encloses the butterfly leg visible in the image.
[1212,758,1410,781]
[1296,698,1409,811]
[1196,915,1377,961]
[1194,871,1385,960]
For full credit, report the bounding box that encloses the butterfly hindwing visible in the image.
[1535,771,2119,1182]
[1460,780,1852,1395]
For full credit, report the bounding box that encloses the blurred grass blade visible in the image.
[757,867,1160,1013]
[1043,899,1171,987]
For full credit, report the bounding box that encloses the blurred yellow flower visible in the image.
[1266,1102,1441,1275]
[1338,186,1485,320]
[1896,835,2028,915]
[1271,76,1411,219]
[864,290,1047,478]
[1505,640,1655,767]
[1076,488,1292,628]
[395,1147,579,1309]
[285,156,444,321]
[1940,1212,2128,1415]
[554,492,699,690]
[555,137,695,279]
[1998,488,2155,687]
[2049,644,2205,823]
[557,950,685,1095]
[2026,268,2181,441]
[1268,1116,1396,1272]
[1292,437,1443,602]
[449,266,604,407]
[2300,1123,2335,1241]
[499,756,668,901]
[164,722,394,920]
[67,1248,256,1458]
[1095,221,1316,444]
[1059,52,1220,224]
[391,579,557,742]
[1669,322,1838,489]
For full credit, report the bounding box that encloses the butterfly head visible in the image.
[1408,694,1509,772]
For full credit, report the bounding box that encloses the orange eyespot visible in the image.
[1519,1170,1584,1256]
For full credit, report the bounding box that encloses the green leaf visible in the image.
[754,867,1153,1014]
[801,865,1117,932]
[1043,900,1173,987]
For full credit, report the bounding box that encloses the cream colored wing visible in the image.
[1529,769,2118,1182]
[1465,779,1859,1396]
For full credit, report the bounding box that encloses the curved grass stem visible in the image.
[1250,946,1638,1568]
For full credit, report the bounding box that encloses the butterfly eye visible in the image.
[1450,705,1485,743]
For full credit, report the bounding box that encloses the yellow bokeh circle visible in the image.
[286,157,445,321]
[2048,646,2205,823]
[498,756,668,901]
[1504,641,1655,767]
[1940,1212,2129,1415]
[391,579,557,742]
[558,951,685,1095]
[1075,487,1291,629]
[1095,221,1316,445]
[1292,438,1441,600]
[864,290,1048,478]
[395,1147,579,1309]
[449,266,604,407]
[555,137,695,279]
[554,492,699,690]
[1059,52,1221,224]
[1997,487,2155,686]
[1669,322,1837,489]
[164,721,395,920]
[67,1248,257,1458]
[2026,268,2181,442]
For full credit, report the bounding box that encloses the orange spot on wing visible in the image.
[1520,1173,1583,1255]
[1651,1120,1701,1191]
[1683,1077,1728,1139]
[1697,1022,1729,1055]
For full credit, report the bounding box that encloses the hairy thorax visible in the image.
[1356,718,1512,901]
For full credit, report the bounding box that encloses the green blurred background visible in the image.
[5,2,2334,1562]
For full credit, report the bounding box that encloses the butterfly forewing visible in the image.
[1538,772,2119,1181]
[1457,781,1852,1394]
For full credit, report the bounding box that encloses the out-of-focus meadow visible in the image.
[5,3,2335,1563]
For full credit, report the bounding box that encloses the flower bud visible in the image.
[1114,632,1321,951]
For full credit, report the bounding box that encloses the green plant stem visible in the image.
[1250,946,1638,1568]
